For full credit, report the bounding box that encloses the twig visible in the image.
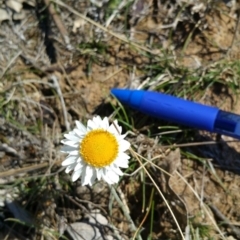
[133,188,154,239]
[65,194,124,239]
[226,7,240,57]
[105,0,130,27]
[130,148,185,240]
[11,97,55,116]
[208,203,240,239]
[45,0,72,50]
[176,171,226,240]
[50,75,70,131]
[0,160,59,178]
[0,51,22,79]
[109,185,143,240]
[0,144,19,157]
[52,0,158,55]
[101,68,124,82]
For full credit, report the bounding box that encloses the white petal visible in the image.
[107,169,120,183]
[74,161,84,171]
[76,120,87,132]
[96,168,103,180]
[116,134,126,141]
[87,119,97,130]
[61,139,78,145]
[65,130,76,135]
[68,150,79,156]
[61,145,77,153]
[100,117,109,130]
[93,116,102,127]
[105,167,118,183]
[74,128,86,138]
[64,133,79,142]
[72,169,82,182]
[64,130,75,137]
[65,163,77,173]
[108,123,121,135]
[119,139,130,152]
[118,152,130,160]
[110,164,123,176]
[114,154,129,168]
[62,156,77,166]
[81,165,94,186]
[102,169,114,184]
[89,169,97,185]
[110,120,122,134]
[61,140,79,147]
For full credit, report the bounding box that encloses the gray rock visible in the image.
[67,222,101,240]
[0,8,11,23]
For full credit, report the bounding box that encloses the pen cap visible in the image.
[111,89,219,132]
[214,110,240,139]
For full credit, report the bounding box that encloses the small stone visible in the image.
[0,189,7,207]
[0,8,11,23]
[23,0,36,7]
[134,56,142,64]
[67,222,101,240]
[6,0,23,13]
[13,11,26,20]
[0,151,5,158]
[72,18,85,33]
[89,210,108,225]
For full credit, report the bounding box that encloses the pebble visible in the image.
[5,0,23,13]
[13,11,26,20]
[67,222,101,240]
[0,8,11,23]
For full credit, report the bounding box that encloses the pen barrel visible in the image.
[137,91,219,131]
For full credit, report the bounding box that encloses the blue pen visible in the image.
[111,88,240,140]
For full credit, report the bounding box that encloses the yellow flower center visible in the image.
[80,129,119,168]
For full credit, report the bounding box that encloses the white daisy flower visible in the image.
[61,116,130,186]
